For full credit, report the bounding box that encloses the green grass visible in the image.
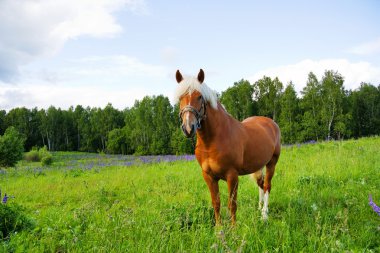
[1,137,380,252]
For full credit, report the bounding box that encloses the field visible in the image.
[1,137,380,252]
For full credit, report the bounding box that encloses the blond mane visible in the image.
[174,76,218,109]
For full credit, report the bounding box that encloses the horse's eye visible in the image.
[198,95,203,101]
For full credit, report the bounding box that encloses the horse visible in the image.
[174,69,281,224]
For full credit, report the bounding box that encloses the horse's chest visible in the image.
[195,151,233,178]
[201,158,222,174]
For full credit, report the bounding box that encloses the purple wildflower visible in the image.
[2,193,8,204]
[369,194,380,216]
[140,156,152,164]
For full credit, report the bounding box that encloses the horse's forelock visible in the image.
[174,76,218,109]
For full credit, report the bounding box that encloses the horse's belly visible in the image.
[242,151,273,171]
[239,162,265,175]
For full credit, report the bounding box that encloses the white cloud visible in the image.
[0,54,171,110]
[17,54,169,86]
[67,55,168,78]
[249,59,380,93]
[0,0,147,80]
[348,37,380,55]
[0,82,149,110]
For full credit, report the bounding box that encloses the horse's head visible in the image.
[176,69,207,138]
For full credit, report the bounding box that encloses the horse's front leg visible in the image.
[202,171,221,225]
[227,172,239,225]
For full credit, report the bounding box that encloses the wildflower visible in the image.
[369,194,380,216]
[2,193,8,204]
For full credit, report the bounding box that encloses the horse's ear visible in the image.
[198,69,205,84]
[176,70,183,83]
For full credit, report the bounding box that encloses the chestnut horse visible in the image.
[175,69,281,224]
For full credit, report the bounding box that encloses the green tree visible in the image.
[36,108,48,149]
[220,79,255,121]
[131,97,154,155]
[170,128,194,154]
[107,128,127,154]
[320,70,346,140]
[279,82,300,143]
[5,107,39,150]
[123,107,136,154]
[91,103,124,152]
[37,106,63,151]
[253,76,283,121]
[300,72,323,141]
[350,83,380,137]
[45,106,65,151]
[0,110,6,136]
[61,107,76,151]
[0,127,25,167]
[151,95,174,154]
[73,106,100,152]
[73,105,93,152]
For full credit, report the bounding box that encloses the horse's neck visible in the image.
[196,102,231,147]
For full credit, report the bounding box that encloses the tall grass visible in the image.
[0,137,379,252]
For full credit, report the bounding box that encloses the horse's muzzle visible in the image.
[181,123,196,138]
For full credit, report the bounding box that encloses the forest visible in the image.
[1,70,379,155]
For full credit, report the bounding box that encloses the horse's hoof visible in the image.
[261,210,268,221]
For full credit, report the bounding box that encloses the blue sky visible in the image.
[0,0,379,110]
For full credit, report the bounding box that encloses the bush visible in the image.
[0,203,35,240]
[24,149,40,162]
[24,146,53,166]
[0,127,25,167]
[41,153,53,166]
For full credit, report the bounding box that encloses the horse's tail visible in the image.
[273,120,281,158]
[251,168,264,189]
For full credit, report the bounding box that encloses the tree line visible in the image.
[221,70,380,144]
[1,70,379,155]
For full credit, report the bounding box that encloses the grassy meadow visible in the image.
[1,137,380,252]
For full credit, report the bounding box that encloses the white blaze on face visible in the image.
[184,111,193,134]
[181,96,199,135]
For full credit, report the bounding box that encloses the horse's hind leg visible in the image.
[252,169,264,211]
[262,155,279,220]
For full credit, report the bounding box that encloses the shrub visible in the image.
[24,149,40,162]
[37,146,49,156]
[0,203,35,240]
[0,127,25,167]
[41,153,53,166]
[24,146,53,166]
